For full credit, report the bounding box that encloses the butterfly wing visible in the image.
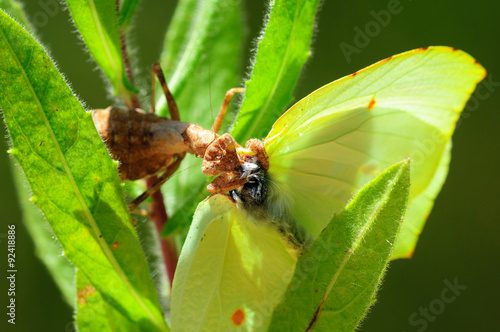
[171,194,297,332]
[264,47,486,258]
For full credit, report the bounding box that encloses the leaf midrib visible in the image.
[86,0,121,82]
[0,26,165,331]
[242,2,302,141]
[305,167,402,331]
[169,0,212,91]
[156,0,217,112]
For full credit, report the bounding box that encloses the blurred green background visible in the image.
[0,0,498,331]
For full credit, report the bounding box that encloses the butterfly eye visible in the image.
[231,172,268,208]
[245,175,266,205]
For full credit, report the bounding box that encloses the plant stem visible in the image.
[146,177,178,286]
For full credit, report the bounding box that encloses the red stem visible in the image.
[146,176,178,287]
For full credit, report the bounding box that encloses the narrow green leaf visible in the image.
[118,0,139,27]
[158,0,243,235]
[76,270,141,332]
[65,0,135,103]
[10,163,76,304]
[156,0,242,120]
[231,0,321,143]
[268,160,410,331]
[0,1,76,305]
[0,0,30,28]
[0,11,167,331]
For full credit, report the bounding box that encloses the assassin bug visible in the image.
[92,63,248,211]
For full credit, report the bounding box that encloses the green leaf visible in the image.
[0,0,30,28]
[0,0,76,305]
[118,0,139,27]
[156,0,242,119]
[65,0,135,103]
[268,160,410,331]
[231,0,321,143]
[158,0,243,236]
[76,270,141,332]
[10,163,76,304]
[0,11,167,331]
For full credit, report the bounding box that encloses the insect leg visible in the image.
[127,154,185,212]
[151,62,180,121]
[212,88,245,133]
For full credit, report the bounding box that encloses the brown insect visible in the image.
[92,63,266,211]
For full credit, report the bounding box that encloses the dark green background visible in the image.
[0,0,498,331]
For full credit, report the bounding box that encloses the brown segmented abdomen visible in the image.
[92,107,194,181]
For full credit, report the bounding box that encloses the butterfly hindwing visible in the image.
[171,195,297,332]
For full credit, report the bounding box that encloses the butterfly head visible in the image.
[205,137,269,193]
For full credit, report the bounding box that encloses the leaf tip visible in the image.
[391,158,411,176]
